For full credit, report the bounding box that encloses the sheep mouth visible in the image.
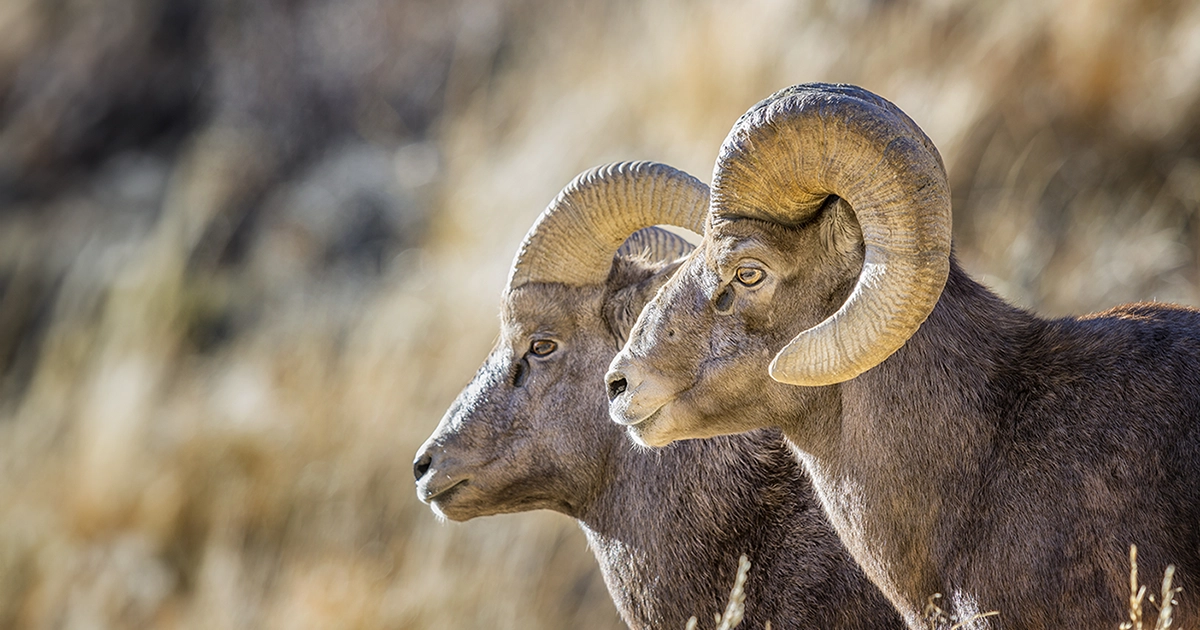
[419,478,469,504]
[610,384,685,427]
[622,400,667,427]
[625,406,676,448]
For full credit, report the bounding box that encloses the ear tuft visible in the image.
[820,196,864,257]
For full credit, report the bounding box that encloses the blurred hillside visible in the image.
[0,0,1197,628]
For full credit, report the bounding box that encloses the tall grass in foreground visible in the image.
[685,555,753,630]
[692,545,1181,630]
[1121,545,1180,630]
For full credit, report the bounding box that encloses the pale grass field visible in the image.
[0,0,1198,628]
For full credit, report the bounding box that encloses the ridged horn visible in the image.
[616,227,694,262]
[711,83,951,386]
[507,161,709,290]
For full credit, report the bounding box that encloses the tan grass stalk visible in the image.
[1121,545,1181,630]
[685,554,753,630]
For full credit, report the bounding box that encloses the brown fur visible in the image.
[609,206,1200,629]
[415,246,903,630]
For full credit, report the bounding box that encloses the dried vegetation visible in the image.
[0,0,1198,627]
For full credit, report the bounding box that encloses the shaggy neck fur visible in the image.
[576,427,903,630]
[785,259,1200,629]
[533,256,900,629]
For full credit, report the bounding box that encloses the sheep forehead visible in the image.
[709,219,795,267]
[502,283,602,340]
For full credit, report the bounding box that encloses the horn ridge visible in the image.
[616,227,694,262]
[507,161,709,290]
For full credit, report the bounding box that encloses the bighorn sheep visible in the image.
[605,84,1200,629]
[413,162,903,629]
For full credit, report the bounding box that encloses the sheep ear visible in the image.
[819,196,864,257]
[605,228,694,344]
[617,227,695,264]
[605,288,641,346]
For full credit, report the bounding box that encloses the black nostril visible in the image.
[414,452,432,481]
[607,376,627,401]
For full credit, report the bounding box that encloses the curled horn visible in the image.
[616,227,694,262]
[507,161,709,290]
[712,83,951,386]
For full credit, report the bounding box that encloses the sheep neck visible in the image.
[779,260,1033,626]
[577,427,903,630]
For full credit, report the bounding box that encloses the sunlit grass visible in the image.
[1,0,1199,627]
[688,548,1181,630]
[685,554,753,630]
[1121,545,1180,630]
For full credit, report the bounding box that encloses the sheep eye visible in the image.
[530,340,557,356]
[735,267,765,286]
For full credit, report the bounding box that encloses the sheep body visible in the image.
[606,85,1200,629]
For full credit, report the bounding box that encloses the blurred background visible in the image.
[0,0,1197,627]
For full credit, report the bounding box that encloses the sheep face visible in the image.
[416,255,680,521]
[607,200,864,448]
[414,283,614,520]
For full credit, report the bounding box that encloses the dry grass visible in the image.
[922,593,1000,630]
[1121,545,1181,630]
[693,548,1183,630]
[1,0,1199,628]
[685,554,752,630]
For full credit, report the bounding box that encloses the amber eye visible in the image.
[530,339,557,356]
[735,267,765,286]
